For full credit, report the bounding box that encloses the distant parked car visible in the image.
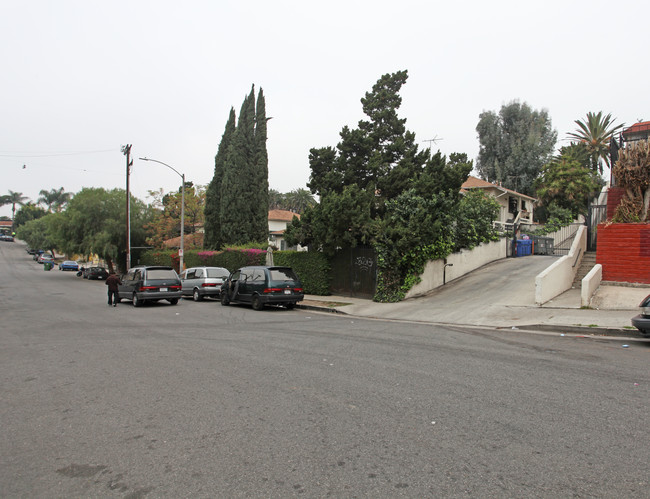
[84,267,109,280]
[180,266,230,301]
[32,250,45,261]
[37,253,54,264]
[0,234,14,242]
[631,294,650,337]
[220,266,304,310]
[59,260,79,271]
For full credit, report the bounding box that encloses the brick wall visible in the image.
[606,187,626,219]
[596,223,650,283]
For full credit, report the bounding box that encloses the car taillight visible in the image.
[263,288,283,293]
[202,283,217,288]
[170,285,181,290]
[293,288,303,293]
[139,286,158,291]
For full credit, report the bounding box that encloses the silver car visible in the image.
[180,266,230,301]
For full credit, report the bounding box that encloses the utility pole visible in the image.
[122,144,133,271]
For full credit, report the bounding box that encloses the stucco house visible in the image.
[461,175,536,228]
[268,209,304,250]
[162,210,304,251]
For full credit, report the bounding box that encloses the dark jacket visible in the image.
[105,274,121,292]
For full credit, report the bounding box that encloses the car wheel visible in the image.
[221,293,230,306]
[251,295,264,311]
[285,303,295,310]
[169,298,179,305]
[132,293,142,307]
[193,289,202,302]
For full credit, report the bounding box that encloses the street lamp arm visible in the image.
[139,156,186,273]
[139,157,183,180]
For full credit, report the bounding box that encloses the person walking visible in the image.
[105,271,121,307]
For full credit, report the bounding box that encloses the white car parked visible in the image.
[180,266,230,301]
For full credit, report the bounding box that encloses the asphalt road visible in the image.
[1,241,649,498]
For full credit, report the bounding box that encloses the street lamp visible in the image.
[139,157,185,273]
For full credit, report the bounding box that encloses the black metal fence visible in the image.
[329,246,377,298]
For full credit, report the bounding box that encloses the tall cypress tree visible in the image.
[208,85,270,247]
[252,88,269,243]
[221,87,256,245]
[204,107,236,249]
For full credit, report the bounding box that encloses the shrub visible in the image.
[274,251,330,295]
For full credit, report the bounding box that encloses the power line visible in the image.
[0,148,118,158]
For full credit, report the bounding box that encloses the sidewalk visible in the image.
[299,283,650,339]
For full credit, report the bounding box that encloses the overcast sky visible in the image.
[1,0,647,218]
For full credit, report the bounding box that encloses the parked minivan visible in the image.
[220,266,304,310]
[118,266,182,307]
[180,266,230,301]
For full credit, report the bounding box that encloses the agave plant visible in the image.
[567,111,625,174]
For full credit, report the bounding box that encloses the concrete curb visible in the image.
[296,302,650,341]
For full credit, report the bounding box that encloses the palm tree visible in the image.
[284,188,316,214]
[5,190,29,230]
[38,187,72,212]
[268,189,284,210]
[566,111,624,174]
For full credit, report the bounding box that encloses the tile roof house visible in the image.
[268,209,304,251]
[163,210,305,251]
[461,175,536,228]
[622,120,650,143]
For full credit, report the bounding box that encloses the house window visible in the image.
[521,200,527,211]
[509,197,518,214]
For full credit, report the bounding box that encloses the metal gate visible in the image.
[329,246,377,298]
[587,204,608,251]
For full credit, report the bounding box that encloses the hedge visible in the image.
[138,248,330,295]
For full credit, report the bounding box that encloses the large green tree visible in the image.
[13,202,47,229]
[286,71,486,301]
[218,86,269,247]
[476,101,557,196]
[56,188,153,272]
[204,108,236,249]
[252,88,270,241]
[566,111,624,174]
[535,144,602,219]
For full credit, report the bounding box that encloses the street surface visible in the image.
[1,241,649,498]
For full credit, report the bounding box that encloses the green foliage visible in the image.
[206,86,269,249]
[535,144,602,219]
[287,70,499,301]
[454,190,501,251]
[58,188,154,271]
[13,203,47,228]
[476,101,557,196]
[15,213,61,255]
[530,205,574,235]
[204,108,236,249]
[138,248,330,294]
[274,251,331,295]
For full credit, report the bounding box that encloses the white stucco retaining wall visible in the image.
[534,225,587,305]
[581,264,602,307]
[405,239,508,299]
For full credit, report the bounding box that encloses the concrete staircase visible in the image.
[572,251,597,288]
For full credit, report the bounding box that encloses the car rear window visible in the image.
[207,269,229,278]
[269,268,298,281]
[147,269,178,280]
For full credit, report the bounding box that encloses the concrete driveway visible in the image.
[314,255,648,331]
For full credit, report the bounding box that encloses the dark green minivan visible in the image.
[220,266,304,310]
